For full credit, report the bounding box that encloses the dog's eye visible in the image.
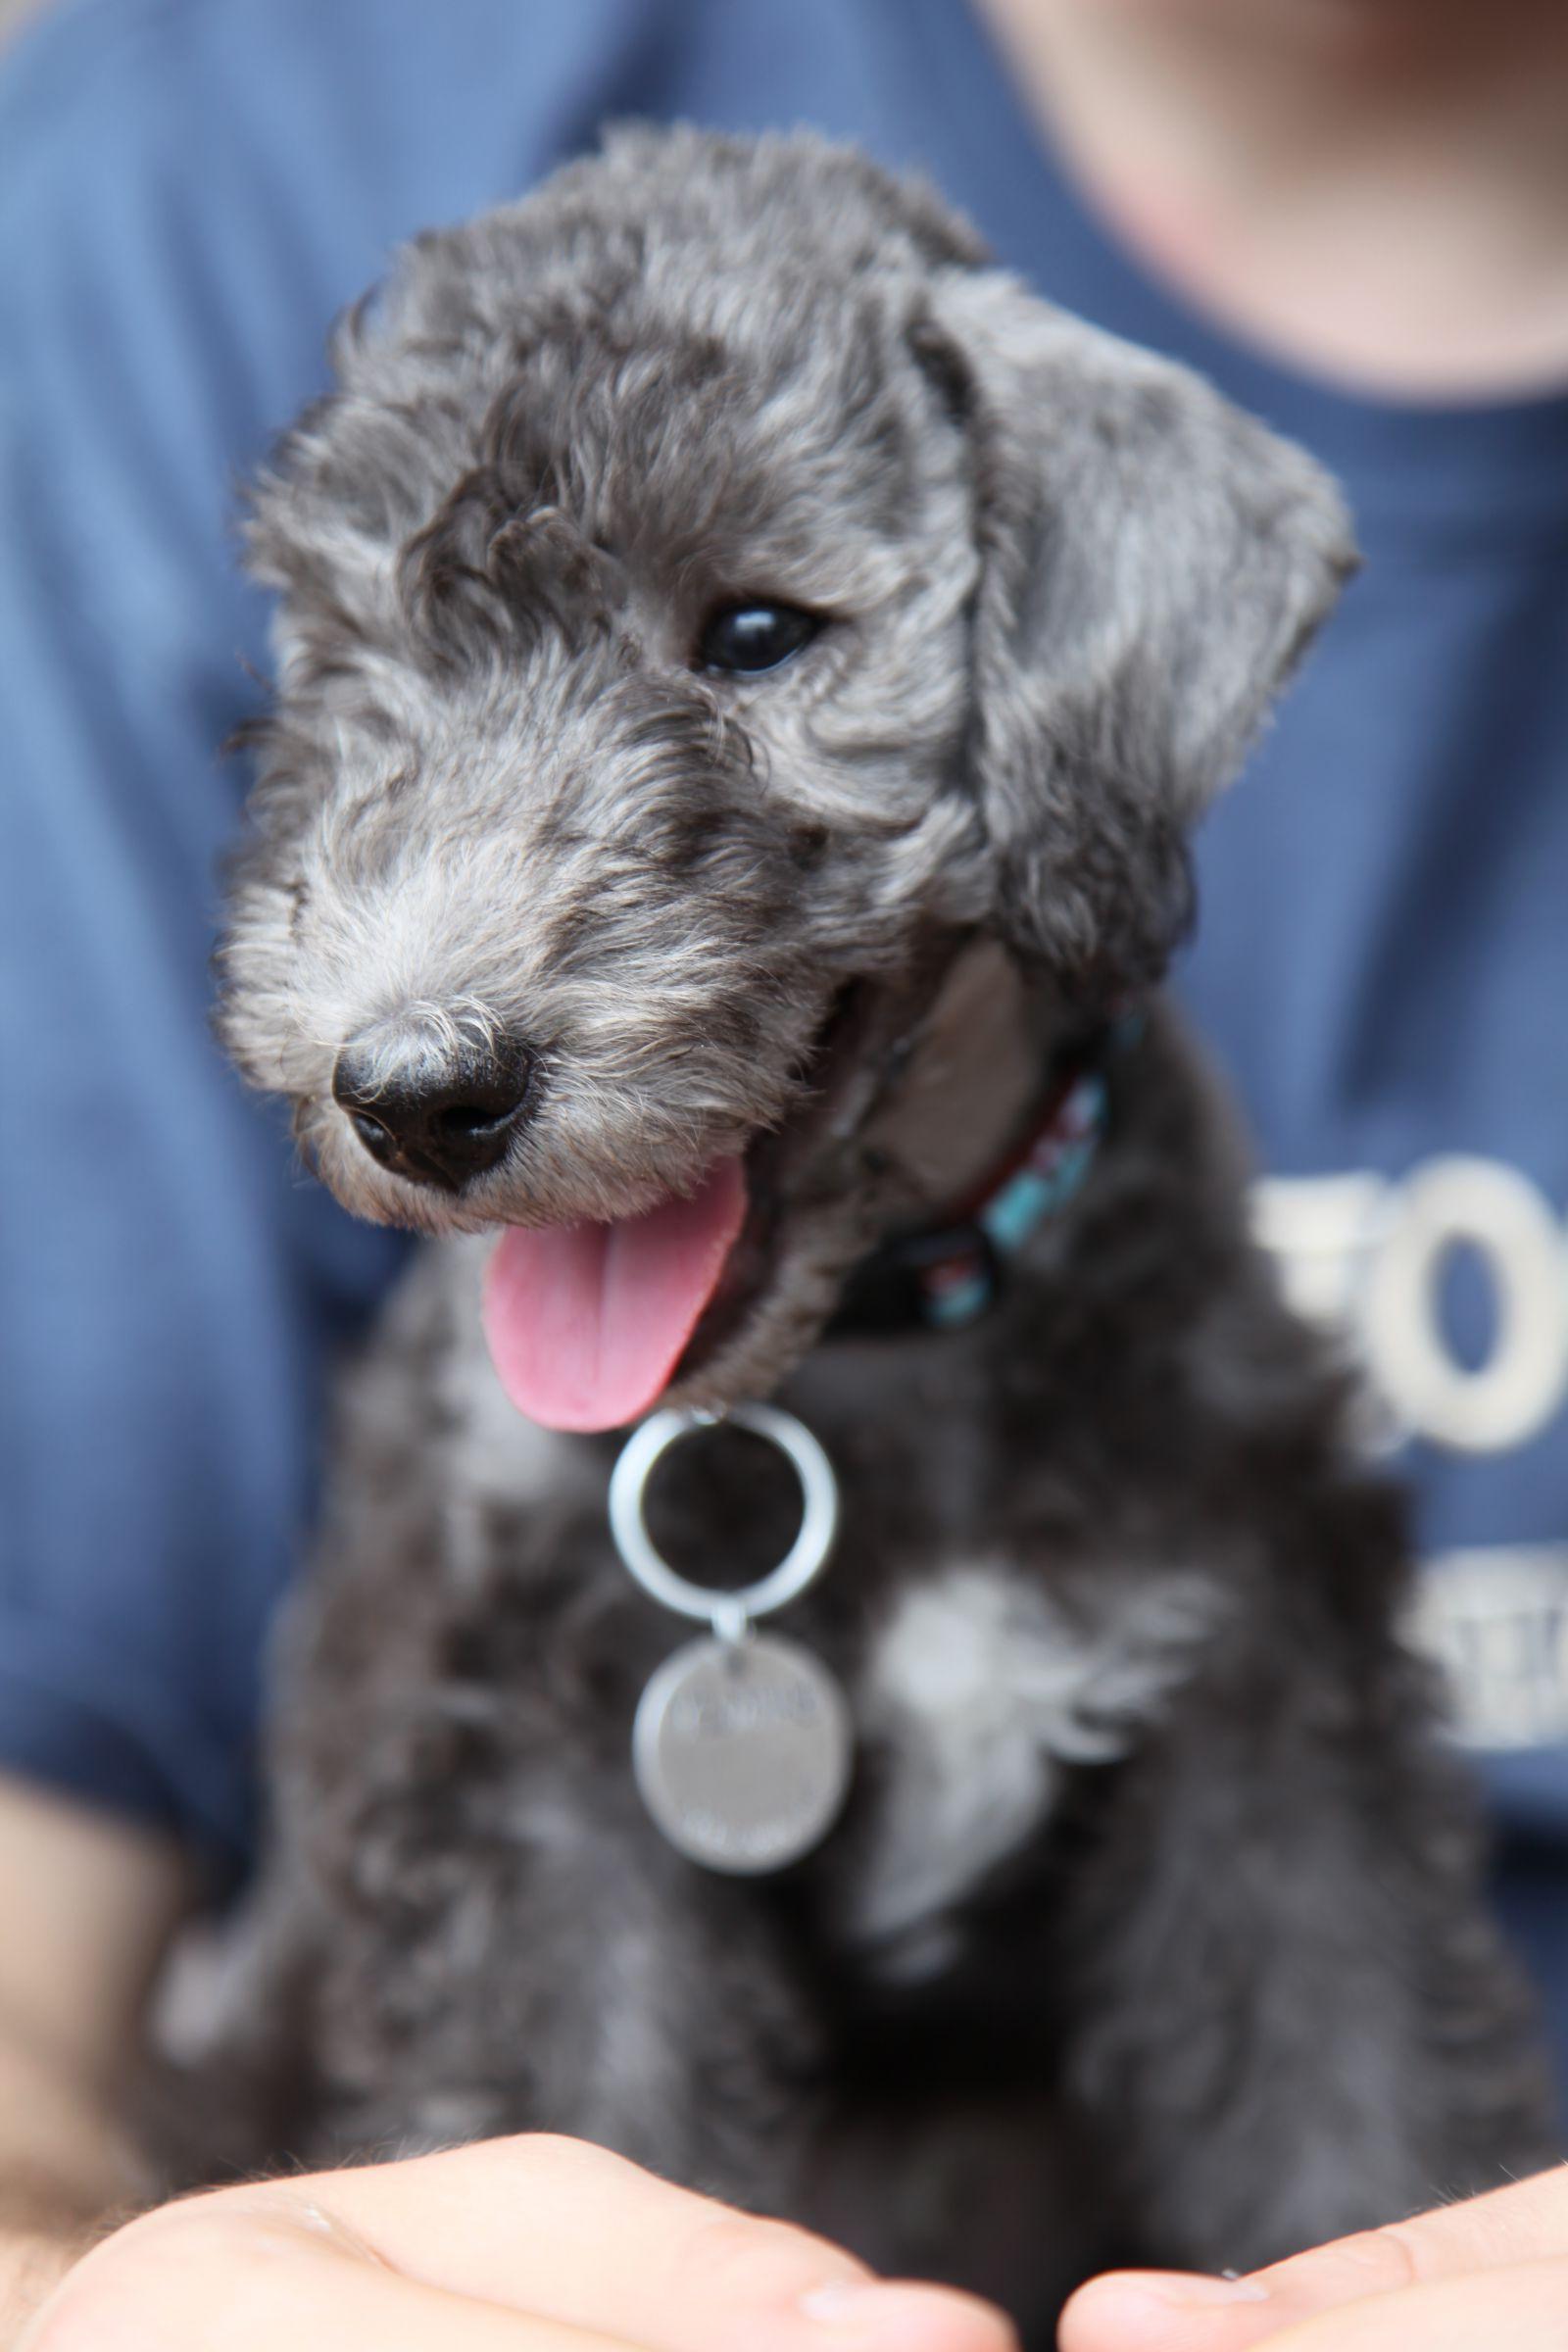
[697,602,821,675]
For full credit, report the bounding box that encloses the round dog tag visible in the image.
[632,1631,853,1875]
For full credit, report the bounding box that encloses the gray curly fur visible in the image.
[167,127,1554,2334]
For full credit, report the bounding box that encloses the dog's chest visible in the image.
[845,1563,1214,1968]
[427,1284,1213,1955]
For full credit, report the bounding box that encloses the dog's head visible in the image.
[220,125,1352,1430]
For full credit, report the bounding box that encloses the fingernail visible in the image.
[801,2279,1014,2352]
[1089,2272,1271,2310]
[801,2281,893,2323]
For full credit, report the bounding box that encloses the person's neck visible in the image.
[978,0,1568,398]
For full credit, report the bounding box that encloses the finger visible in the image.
[21,2198,657,2352]
[247,2136,1016,2352]
[1253,2256,1568,2351]
[1250,2161,1568,2305]
[1059,2163,1568,2352]
[1059,2269,1285,2352]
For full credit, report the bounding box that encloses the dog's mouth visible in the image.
[481,1159,750,1432]
[480,983,888,1434]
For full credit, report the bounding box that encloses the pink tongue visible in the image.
[481,1160,748,1432]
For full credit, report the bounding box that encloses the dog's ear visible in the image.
[919,271,1355,996]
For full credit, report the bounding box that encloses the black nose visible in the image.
[332,1025,533,1191]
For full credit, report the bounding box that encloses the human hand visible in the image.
[16,2132,1016,2352]
[1058,2163,1568,2351]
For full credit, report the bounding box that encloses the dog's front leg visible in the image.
[1056,1629,1557,2273]
[276,1732,832,2213]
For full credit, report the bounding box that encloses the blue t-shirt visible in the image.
[4,0,1568,2063]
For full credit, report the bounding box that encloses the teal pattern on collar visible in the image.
[828,1018,1132,1341]
[979,1068,1109,1256]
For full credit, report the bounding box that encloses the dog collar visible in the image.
[827,1016,1137,1339]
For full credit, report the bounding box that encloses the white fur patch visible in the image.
[852,1563,1217,1950]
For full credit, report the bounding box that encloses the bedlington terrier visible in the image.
[169,126,1553,2333]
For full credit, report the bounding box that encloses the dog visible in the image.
[167,125,1554,2331]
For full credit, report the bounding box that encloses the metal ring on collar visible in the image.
[609,1402,840,1638]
